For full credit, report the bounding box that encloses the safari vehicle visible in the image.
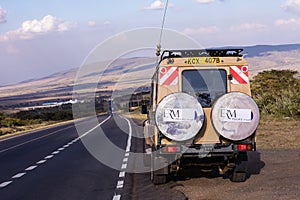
[142,49,260,184]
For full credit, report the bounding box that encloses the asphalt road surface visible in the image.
[0,115,121,200]
[0,114,185,200]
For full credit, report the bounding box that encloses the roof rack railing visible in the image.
[161,49,244,60]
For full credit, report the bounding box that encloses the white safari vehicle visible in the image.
[142,49,260,184]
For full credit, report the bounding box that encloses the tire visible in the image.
[230,171,247,182]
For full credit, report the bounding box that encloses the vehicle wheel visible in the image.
[230,171,247,182]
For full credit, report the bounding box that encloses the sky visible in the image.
[0,0,300,85]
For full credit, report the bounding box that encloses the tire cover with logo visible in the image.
[211,92,260,141]
[155,93,205,141]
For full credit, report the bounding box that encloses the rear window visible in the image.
[182,69,227,107]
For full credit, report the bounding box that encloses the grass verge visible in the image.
[256,119,300,149]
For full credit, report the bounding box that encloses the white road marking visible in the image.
[78,115,111,139]
[119,171,125,178]
[121,163,127,169]
[52,151,60,155]
[12,173,26,179]
[0,181,12,188]
[25,165,37,171]
[112,194,121,200]
[45,155,54,159]
[36,160,47,164]
[0,116,112,189]
[0,126,74,154]
[112,115,133,200]
[116,180,124,189]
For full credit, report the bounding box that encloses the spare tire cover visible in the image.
[211,92,260,141]
[155,93,204,141]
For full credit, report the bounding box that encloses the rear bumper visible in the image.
[158,143,256,158]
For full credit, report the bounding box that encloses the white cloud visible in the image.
[103,20,111,25]
[275,17,300,25]
[88,21,96,26]
[144,0,164,10]
[0,7,7,24]
[282,0,300,15]
[0,15,76,42]
[196,0,215,4]
[183,26,219,35]
[195,0,226,4]
[230,23,267,31]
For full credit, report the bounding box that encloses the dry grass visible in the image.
[0,120,73,140]
[256,119,300,149]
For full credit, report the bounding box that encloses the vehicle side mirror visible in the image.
[141,105,148,114]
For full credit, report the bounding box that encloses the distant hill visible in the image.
[243,43,300,57]
[0,44,300,108]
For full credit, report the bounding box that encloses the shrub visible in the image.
[251,70,300,119]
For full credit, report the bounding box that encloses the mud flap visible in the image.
[230,151,253,182]
[151,155,169,184]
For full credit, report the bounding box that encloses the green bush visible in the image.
[0,117,25,128]
[251,70,300,119]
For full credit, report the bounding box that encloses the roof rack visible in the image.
[161,49,244,60]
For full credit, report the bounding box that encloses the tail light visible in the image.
[161,146,180,153]
[237,144,252,151]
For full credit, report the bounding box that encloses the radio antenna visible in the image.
[156,0,169,57]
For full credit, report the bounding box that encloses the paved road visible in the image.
[0,114,185,200]
[0,115,127,200]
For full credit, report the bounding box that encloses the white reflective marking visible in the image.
[231,65,249,83]
[121,163,127,169]
[116,180,124,189]
[45,155,54,159]
[231,77,239,84]
[159,67,177,85]
[52,151,60,155]
[124,152,129,157]
[79,115,111,139]
[119,116,132,153]
[119,171,125,178]
[112,194,121,200]
[25,165,37,171]
[63,144,69,148]
[123,157,128,162]
[58,148,65,151]
[0,181,12,188]
[36,160,47,164]
[12,173,26,179]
